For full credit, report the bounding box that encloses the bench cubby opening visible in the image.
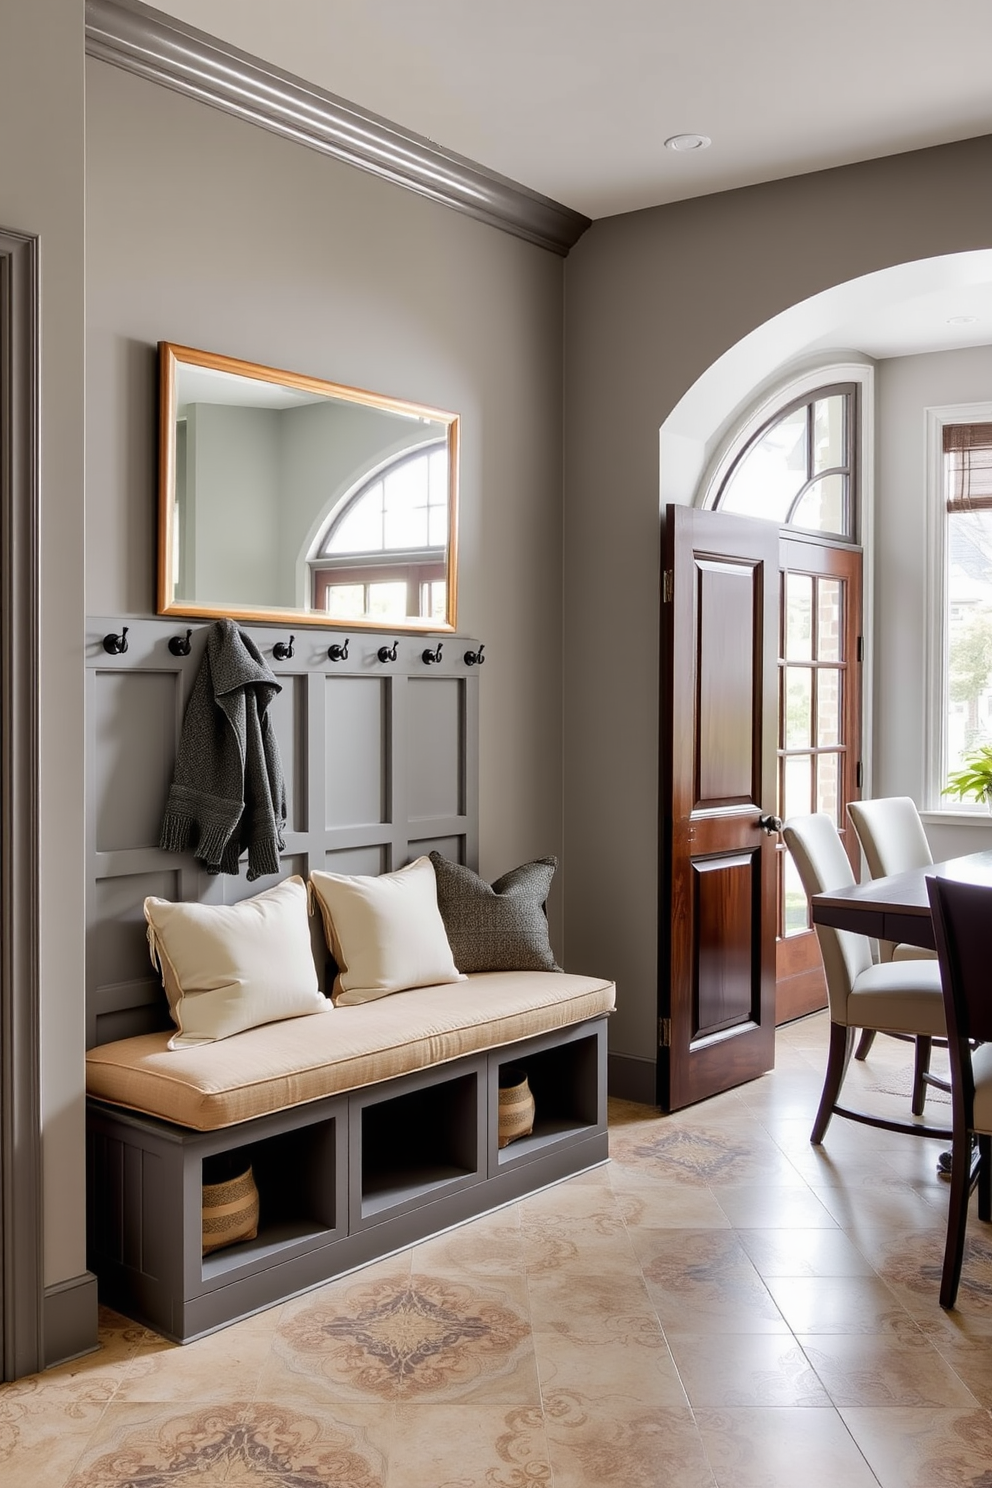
[489,1020,607,1172]
[352,1065,483,1225]
[199,1117,340,1282]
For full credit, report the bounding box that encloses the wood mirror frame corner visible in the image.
[157,342,460,632]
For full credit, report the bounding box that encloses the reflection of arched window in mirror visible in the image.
[713,386,855,539]
[309,442,448,621]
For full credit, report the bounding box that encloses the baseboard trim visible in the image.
[607,1051,657,1106]
[44,1273,99,1369]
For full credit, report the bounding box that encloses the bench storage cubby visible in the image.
[87,1011,609,1343]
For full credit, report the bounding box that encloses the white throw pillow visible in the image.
[144,875,329,1048]
[309,856,464,1005]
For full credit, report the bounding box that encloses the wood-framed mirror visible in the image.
[157,343,460,631]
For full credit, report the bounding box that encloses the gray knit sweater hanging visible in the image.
[160,620,287,879]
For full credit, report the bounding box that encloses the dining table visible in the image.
[810,847,992,950]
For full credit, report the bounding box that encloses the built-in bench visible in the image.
[85,970,615,1343]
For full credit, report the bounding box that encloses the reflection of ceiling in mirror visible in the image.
[176,364,326,414]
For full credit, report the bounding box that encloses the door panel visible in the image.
[659,505,778,1111]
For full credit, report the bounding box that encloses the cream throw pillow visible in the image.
[309,856,463,1005]
[144,876,329,1048]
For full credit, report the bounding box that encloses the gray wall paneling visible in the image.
[86,616,481,1047]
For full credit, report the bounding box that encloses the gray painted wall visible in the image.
[563,137,992,1072]
[1,1,87,1292]
[85,59,566,946]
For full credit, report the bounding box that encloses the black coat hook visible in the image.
[422,642,443,665]
[273,635,295,661]
[464,643,485,666]
[327,638,350,662]
[103,626,129,655]
[168,629,193,657]
[377,640,398,663]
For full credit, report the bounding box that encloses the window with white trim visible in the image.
[712,383,857,540]
[937,419,992,806]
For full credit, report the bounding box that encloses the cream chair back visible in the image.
[847,796,933,879]
[783,813,873,1027]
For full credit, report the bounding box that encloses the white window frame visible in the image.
[923,400,992,813]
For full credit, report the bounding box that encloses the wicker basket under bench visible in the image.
[85,971,614,1343]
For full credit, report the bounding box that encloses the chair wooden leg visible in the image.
[811,1023,855,1145]
[979,1133,992,1224]
[941,1120,974,1310]
[912,1036,933,1116]
[854,1029,876,1061]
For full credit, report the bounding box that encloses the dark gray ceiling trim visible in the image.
[84,0,590,256]
[0,227,43,1382]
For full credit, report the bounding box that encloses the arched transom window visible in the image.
[713,384,857,541]
[310,442,448,621]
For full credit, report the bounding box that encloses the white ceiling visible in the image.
[149,0,992,358]
[153,0,992,220]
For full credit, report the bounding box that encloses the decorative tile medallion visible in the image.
[66,1403,384,1487]
[278,1277,531,1399]
[617,1126,754,1181]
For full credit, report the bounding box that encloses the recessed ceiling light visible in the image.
[947,315,979,324]
[665,133,711,153]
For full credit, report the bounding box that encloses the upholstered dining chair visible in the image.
[925,872,992,1309]
[847,796,937,1067]
[783,812,950,1144]
[847,796,936,963]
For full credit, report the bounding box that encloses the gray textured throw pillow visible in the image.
[429,852,562,973]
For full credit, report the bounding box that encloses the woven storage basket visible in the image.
[202,1160,259,1255]
[498,1065,536,1148]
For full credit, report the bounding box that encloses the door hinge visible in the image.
[856,760,863,789]
[658,1017,672,1048]
[662,570,673,604]
[856,635,864,663]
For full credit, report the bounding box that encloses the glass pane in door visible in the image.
[786,573,813,661]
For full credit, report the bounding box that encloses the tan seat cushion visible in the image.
[85,970,616,1131]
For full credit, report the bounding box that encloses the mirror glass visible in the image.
[158,343,459,630]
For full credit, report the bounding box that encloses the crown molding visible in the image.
[84,0,590,256]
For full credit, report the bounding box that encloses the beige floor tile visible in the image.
[515,1214,644,1278]
[0,1404,104,1488]
[388,1402,551,1488]
[923,1328,992,1407]
[114,1321,275,1402]
[666,1332,830,1408]
[63,1399,391,1487]
[527,1267,657,1342]
[810,1181,948,1236]
[714,1183,838,1229]
[840,1405,992,1488]
[543,1398,717,1488]
[610,1180,734,1229]
[764,1274,914,1334]
[534,1330,689,1411]
[694,1406,880,1488]
[635,1227,791,1334]
[738,1226,876,1278]
[799,1329,979,1407]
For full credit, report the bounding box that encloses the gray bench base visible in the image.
[87,1015,608,1343]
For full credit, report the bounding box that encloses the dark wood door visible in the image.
[659,505,779,1111]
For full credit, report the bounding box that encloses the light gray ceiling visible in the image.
[150,0,992,220]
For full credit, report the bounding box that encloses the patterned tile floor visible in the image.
[5,1011,992,1487]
